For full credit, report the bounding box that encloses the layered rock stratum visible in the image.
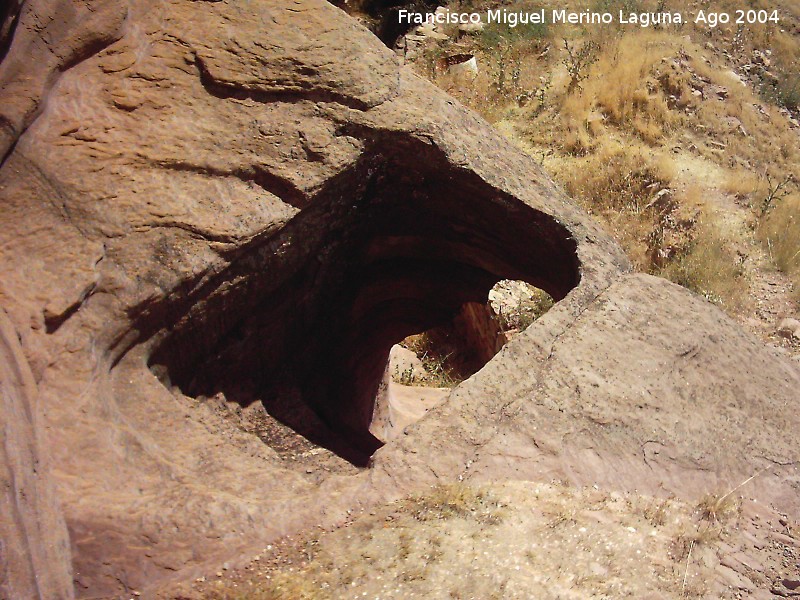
[0,1,798,598]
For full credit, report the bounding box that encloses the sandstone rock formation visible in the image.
[0,0,798,598]
[0,309,73,600]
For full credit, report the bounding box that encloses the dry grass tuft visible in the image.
[658,209,747,309]
[560,32,679,145]
[696,492,741,524]
[550,142,677,270]
[556,142,674,212]
[722,169,769,202]
[642,498,671,527]
[402,483,505,524]
[759,193,800,299]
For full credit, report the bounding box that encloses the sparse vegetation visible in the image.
[761,68,800,111]
[401,483,505,523]
[195,482,755,600]
[672,522,723,562]
[392,364,419,386]
[696,491,741,524]
[401,331,464,388]
[759,193,800,299]
[203,483,506,600]
[478,12,549,50]
[410,0,800,321]
[642,497,671,527]
[659,209,747,308]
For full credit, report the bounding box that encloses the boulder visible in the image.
[0,0,798,597]
[778,318,800,340]
[0,1,622,594]
[389,345,429,383]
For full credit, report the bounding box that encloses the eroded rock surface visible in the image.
[0,309,73,600]
[0,1,797,598]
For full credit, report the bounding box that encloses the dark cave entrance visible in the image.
[328,0,441,46]
[148,138,580,467]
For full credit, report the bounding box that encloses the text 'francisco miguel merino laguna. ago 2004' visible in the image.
[397,8,783,29]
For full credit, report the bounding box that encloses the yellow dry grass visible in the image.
[560,32,679,146]
[759,194,800,299]
[411,0,799,315]
[659,208,747,310]
[544,141,672,270]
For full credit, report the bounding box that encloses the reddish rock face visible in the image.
[1,1,798,598]
[0,309,73,600]
[0,1,619,594]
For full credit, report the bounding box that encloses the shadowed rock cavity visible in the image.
[329,0,440,45]
[148,137,580,466]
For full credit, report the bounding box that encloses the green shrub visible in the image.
[761,71,800,111]
[478,10,549,50]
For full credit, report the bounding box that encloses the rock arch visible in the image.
[149,136,580,464]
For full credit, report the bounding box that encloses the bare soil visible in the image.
[167,481,800,599]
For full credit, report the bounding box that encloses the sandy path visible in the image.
[670,151,799,360]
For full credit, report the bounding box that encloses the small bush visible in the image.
[562,38,599,94]
[478,18,549,50]
[759,193,800,298]
[659,210,747,309]
[761,71,800,111]
[402,483,505,523]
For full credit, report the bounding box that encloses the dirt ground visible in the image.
[166,481,799,599]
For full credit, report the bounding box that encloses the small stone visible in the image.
[459,22,484,33]
[777,318,800,339]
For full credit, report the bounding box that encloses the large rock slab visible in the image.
[0,0,797,597]
[374,273,800,511]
